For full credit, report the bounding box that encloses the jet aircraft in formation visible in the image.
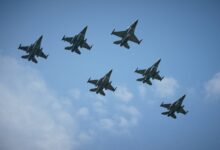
[160,95,188,119]
[87,69,117,96]
[111,20,142,49]
[17,20,188,119]
[18,35,48,63]
[135,59,164,85]
[62,26,92,55]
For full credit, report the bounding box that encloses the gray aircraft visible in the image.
[87,69,117,96]
[160,95,188,119]
[18,35,48,63]
[111,20,142,49]
[62,26,92,55]
[135,59,164,85]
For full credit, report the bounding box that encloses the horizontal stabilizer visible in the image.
[90,88,97,92]
[32,57,38,63]
[99,90,106,96]
[21,55,29,59]
[65,46,72,50]
[137,78,144,81]
[123,42,130,49]
[113,40,122,45]
[161,111,169,115]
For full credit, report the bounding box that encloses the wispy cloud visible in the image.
[114,85,133,102]
[0,56,142,150]
[0,56,79,150]
[98,105,141,134]
[205,72,220,99]
[138,84,147,98]
[76,107,89,119]
[69,88,81,100]
[154,77,179,98]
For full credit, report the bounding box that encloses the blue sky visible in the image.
[0,0,220,150]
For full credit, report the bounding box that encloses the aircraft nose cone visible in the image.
[83,26,88,31]
[107,69,113,75]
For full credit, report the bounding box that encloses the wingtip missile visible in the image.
[139,39,142,44]
[87,77,91,83]
[18,44,21,49]
[90,45,93,49]
[62,35,66,41]
[111,29,115,35]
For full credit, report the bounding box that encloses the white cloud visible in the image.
[0,56,143,150]
[98,105,140,134]
[119,105,141,125]
[78,131,93,142]
[205,72,220,99]
[93,101,107,115]
[100,118,115,130]
[154,77,179,98]
[69,88,81,100]
[77,107,89,119]
[0,56,82,150]
[138,84,147,98]
[114,86,133,102]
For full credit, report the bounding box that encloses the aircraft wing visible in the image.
[179,107,188,115]
[87,79,98,85]
[135,68,146,75]
[129,34,141,44]
[106,84,116,92]
[18,45,30,53]
[111,30,127,38]
[82,42,92,50]
[62,36,74,43]
[160,103,171,109]
[154,73,164,81]
[37,50,48,59]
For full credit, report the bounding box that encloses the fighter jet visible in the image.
[160,95,188,119]
[18,35,48,63]
[87,69,117,96]
[135,59,164,85]
[111,20,142,49]
[62,26,92,55]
